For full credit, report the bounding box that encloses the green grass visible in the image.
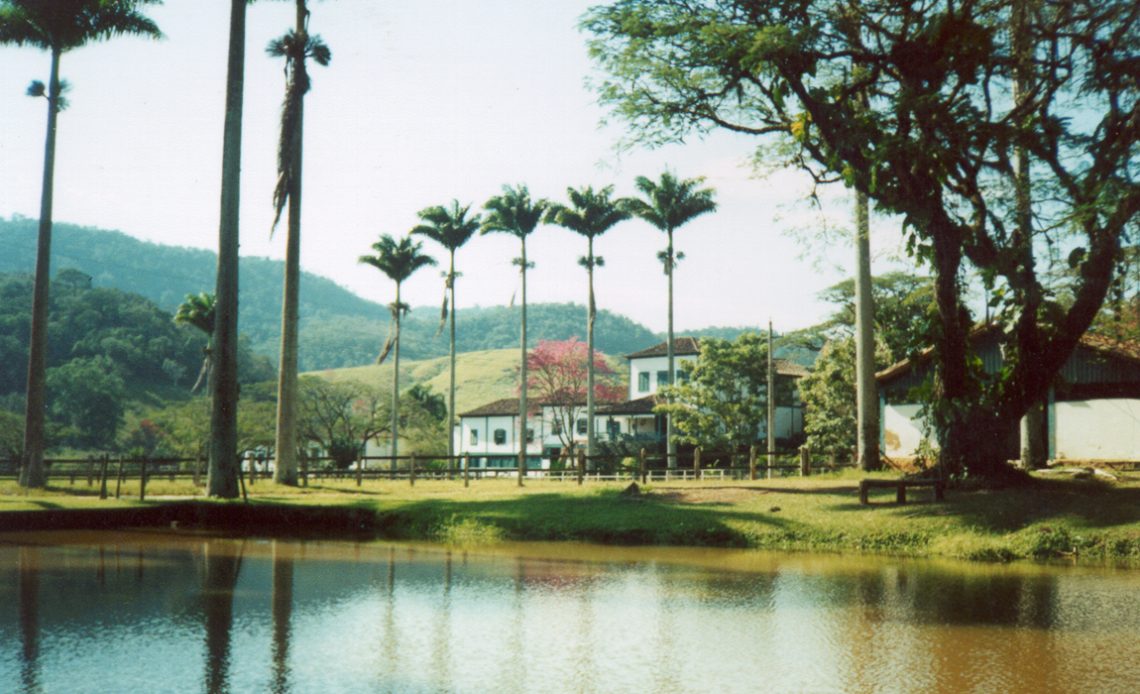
[4,472,1140,564]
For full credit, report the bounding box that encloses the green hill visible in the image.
[0,217,662,370]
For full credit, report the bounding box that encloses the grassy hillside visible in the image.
[310,348,629,414]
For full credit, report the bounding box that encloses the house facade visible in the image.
[455,336,809,468]
[877,330,1140,463]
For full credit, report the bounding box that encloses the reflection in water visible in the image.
[2,534,1140,693]
[202,541,243,694]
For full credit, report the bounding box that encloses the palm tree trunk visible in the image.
[392,283,402,472]
[274,1,308,487]
[854,188,880,471]
[209,0,247,498]
[666,229,676,469]
[447,251,457,469]
[518,236,528,486]
[19,47,61,489]
[586,237,597,460]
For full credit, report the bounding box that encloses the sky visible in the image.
[0,0,908,334]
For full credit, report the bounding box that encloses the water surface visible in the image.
[2,531,1138,693]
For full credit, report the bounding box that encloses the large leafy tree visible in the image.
[359,235,436,469]
[411,200,481,467]
[268,0,331,487]
[585,0,1140,481]
[622,172,716,468]
[0,0,162,487]
[482,184,550,484]
[209,0,248,498]
[546,185,631,461]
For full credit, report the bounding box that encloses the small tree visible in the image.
[297,377,387,470]
[526,338,625,456]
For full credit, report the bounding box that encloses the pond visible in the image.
[2,531,1139,693]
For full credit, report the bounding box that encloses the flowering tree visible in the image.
[526,338,624,455]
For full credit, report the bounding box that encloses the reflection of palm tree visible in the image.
[0,0,162,489]
[268,0,331,487]
[412,202,481,469]
[210,0,249,499]
[482,185,549,484]
[624,173,716,468]
[271,540,294,694]
[175,292,217,393]
[18,545,40,692]
[202,541,244,694]
[360,235,436,467]
[546,186,630,460]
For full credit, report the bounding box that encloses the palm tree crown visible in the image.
[625,172,717,235]
[545,185,631,241]
[0,0,163,52]
[412,200,481,252]
[360,235,437,288]
[481,184,549,239]
[174,292,216,336]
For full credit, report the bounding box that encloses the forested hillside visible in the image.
[0,218,667,369]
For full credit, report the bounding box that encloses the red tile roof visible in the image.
[625,337,702,359]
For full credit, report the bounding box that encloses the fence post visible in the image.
[463,454,470,488]
[749,445,757,481]
[115,456,125,499]
[193,455,202,487]
[356,456,363,487]
[639,448,647,484]
[99,455,109,499]
[577,449,585,486]
[800,446,811,477]
[87,456,95,487]
[693,447,701,480]
[410,454,417,487]
[301,454,308,487]
[139,458,148,501]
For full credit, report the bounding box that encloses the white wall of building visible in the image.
[628,355,696,399]
[1053,399,1140,461]
[883,403,931,458]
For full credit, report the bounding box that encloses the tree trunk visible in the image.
[666,228,676,469]
[854,189,880,471]
[447,250,457,468]
[586,236,596,460]
[767,320,775,464]
[208,0,246,498]
[518,236,528,486]
[391,282,401,472]
[19,47,61,489]
[274,1,308,487]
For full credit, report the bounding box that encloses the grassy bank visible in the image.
[3,472,1140,564]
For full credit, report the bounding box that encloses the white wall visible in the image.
[1054,399,1140,461]
[883,403,931,457]
[628,356,695,399]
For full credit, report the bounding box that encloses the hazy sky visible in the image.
[0,0,905,333]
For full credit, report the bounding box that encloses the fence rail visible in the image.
[0,446,857,497]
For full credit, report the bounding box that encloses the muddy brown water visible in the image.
[1,530,1138,693]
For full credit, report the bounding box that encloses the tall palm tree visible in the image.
[268,1,331,487]
[624,172,716,469]
[482,185,549,485]
[0,0,162,489]
[411,201,481,469]
[209,0,248,499]
[545,185,630,461]
[360,235,436,471]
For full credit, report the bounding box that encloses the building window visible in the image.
[493,429,507,445]
[638,372,650,392]
[607,419,620,437]
[676,368,690,383]
[551,419,562,435]
[577,418,587,435]
[526,428,535,444]
[469,430,478,446]
[656,370,670,387]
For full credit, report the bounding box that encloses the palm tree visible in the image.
[209,0,248,499]
[0,0,162,489]
[268,1,331,487]
[411,201,481,470]
[624,172,716,469]
[545,185,630,461]
[482,184,549,485]
[360,235,436,471]
[174,292,217,393]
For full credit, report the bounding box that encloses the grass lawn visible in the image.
[3,470,1140,564]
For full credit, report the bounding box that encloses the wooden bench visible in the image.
[859,478,945,505]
